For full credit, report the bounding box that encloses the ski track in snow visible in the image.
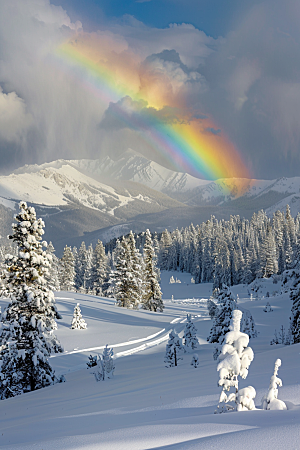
[51,312,199,363]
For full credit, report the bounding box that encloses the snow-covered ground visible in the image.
[0,271,299,449]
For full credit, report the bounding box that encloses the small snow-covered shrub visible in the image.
[175,278,181,283]
[57,375,66,383]
[169,276,175,284]
[191,354,199,368]
[270,325,292,345]
[236,386,256,411]
[262,359,287,411]
[71,303,87,329]
[87,355,97,369]
[191,277,195,284]
[263,302,273,312]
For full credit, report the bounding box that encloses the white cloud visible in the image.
[0,89,33,143]
[0,0,300,178]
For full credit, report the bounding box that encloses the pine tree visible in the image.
[127,231,143,308]
[71,303,87,329]
[84,244,94,293]
[191,354,199,368]
[289,272,300,343]
[164,330,183,367]
[45,241,60,292]
[0,202,62,399]
[90,240,108,296]
[75,242,88,292]
[216,310,254,413]
[142,229,163,312]
[183,314,199,352]
[111,238,133,308]
[91,345,115,381]
[207,285,237,360]
[60,246,75,291]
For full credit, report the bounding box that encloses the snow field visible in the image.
[0,271,299,449]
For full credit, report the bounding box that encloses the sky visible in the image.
[0,0,300,180]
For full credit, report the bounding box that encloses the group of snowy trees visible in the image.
[1,205,300,297]
[164,314,199,367]
[60,240,109,295]
[109,229,163,311]
[13,229,163,311]
[149,205,300,289]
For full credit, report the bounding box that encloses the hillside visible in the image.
[0,272,298,449]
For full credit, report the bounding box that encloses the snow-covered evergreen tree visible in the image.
[261,359,287,410]
[207,298,218,318]
[208,285,237,360]
[71,303,87,329]
[101,344,115,380]
[91,345,115,381]
[0,202,62,399]
[216,310,254,413]
[60,246,75,291]
[45,241,60,292]
[164,330,183,367]
[111,238,136,308]
[142,229,163,312]
[75,242,88,291]
[191,353,199,368]
[183,314,199,352]
[84,244,94,293]
[90,240,108,296]
[127,230,143,308]
[263,302,273,312]
[289,272,300,343]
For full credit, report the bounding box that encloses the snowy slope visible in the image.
[0,272,299,449]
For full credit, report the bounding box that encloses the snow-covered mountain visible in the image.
[1,150,300,251]
[68,151,300,210]
[69,149,211,194]
[0,158,183,248]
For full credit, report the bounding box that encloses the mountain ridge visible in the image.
[1,150,300,252]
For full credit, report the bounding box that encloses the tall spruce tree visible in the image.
[289,272,300,343]
[45,241,60,292]
[0,202,62,399]
[207,285,237,360]
[90,240,108,296]
[142,229,164,312]
[111,238,133,308]
[60,246,75,291]
[127,231,143,308]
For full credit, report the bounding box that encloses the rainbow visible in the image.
[55,36,250,182]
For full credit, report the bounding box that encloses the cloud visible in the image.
[0,0,300,179]
[0,89,33,144]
